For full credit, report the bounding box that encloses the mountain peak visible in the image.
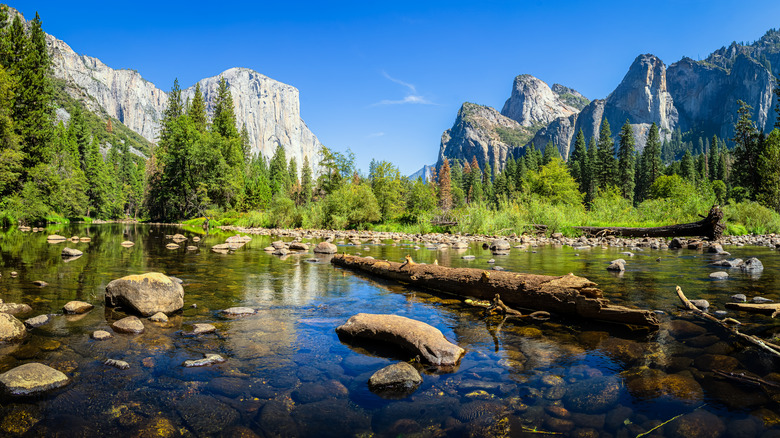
[500,74,581,128]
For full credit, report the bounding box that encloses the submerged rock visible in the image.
[104,359,130,370]
[92,330,113,340]
[105,272,184,316]
[183,354,225,367]
[221,307,256,316]
[563,377,622,414]
[111,316,145,334]
[709,271,729,279]
[184,323,216,336]
[0,363,68,395]
[368,362,422,398]
[336,313,465,367]
[0,302,33,315]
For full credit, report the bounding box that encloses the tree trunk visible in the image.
[331,254,660,328]
[574,205,726,240]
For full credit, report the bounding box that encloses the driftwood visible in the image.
[331,254,660,328]
[675,286,780,358]
[724,302,780,318]
[574,205,726,240]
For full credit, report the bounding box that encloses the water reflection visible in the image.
[0,224,779,436]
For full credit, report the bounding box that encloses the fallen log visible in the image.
[573,205,726,240]
[331,254,660,328]
[724,302,780,318]
[675,286,780,358]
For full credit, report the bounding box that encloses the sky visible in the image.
[12,1,780,175]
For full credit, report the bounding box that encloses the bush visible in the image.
[322,183,381,229]
[723,201,780,234]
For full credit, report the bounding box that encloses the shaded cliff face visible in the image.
[26,6,321,170]
[437,103,531,173]
[668,55,776,139]
[500,74,586,127]
[182,68,322,168]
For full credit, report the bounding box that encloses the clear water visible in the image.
[0,224,779,437]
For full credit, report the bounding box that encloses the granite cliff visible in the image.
[436,29,780,170]
[14,7,322,169]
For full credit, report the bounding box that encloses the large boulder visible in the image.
[314,242,337,254]
[0,363,69,396]
[0,313,26,342]
[336,313,465,367]
[105,272,184,316]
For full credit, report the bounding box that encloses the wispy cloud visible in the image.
[371,71,436,106]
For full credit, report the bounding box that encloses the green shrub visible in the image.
[723,201,780,234]
[322,183,381,229]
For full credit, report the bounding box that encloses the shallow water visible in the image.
[1,224,779,437]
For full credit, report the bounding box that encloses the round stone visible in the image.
[111,316,145,334]
[63,301,94,314]
[92,330,113,340]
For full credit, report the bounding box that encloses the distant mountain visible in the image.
[436,29,780,171]
[409,164,436,181]
[9,7,323,170]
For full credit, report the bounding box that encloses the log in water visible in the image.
[331,254,660,328]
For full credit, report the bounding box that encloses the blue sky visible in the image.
[14,1,780,175]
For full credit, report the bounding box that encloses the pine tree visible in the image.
[585,137,597,202]
[542,141,559,165]
[0,65,21,197]
[300,155,312,204]
[438,158,452,211]
[731,100,761,198]
[160,78,183,145]
[568,129,587,191]
[708,135,720,181]
[482,160,494,202]
[212,77,239,139]
[16,12,53,171]
[468,156,483,203]
[617,120,636,202]
[269,143,288,196]
[595,118,616,191]
[680,150,696,181]
[696,153,708,181]
[240,123,251,163]
[637,122,662,202]
[188,82,207,132]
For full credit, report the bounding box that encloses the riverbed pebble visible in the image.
[63,301,93,314]
[221,307,256,316]
[104,359,130,370]
[183,354,225,367]
[92,330,113,340]
[710,271,729,279]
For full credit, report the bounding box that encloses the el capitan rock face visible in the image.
[5,6,323,171]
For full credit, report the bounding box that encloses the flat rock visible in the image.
[752,296,773,304]
[46,235,66,242]
[289,242,309,251]
[0,313,26,342]
[336,313,464,367]
[185,323,216,335]
[271,240,287,249]
[63,301,93,314]
[165,243,179,249]
[712,258,743,268]
[92,330,113,340]
[731,294,747,302]
[221,307,256,316]
[105,272,184,316]
[61,247,83,257]
[111,316,144,334]
[183,354,225,367]
[0,302,33,315]
[462,255,476,260]
[0,363,69,395]
[24,314,50,328]
[120,241,134,247]
[709,271,728,279]
[313,241,337,254]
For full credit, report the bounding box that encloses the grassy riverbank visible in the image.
[181,196,780,238]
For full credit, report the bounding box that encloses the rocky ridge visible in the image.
[437,103,531,173]
[437,31,780,169]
